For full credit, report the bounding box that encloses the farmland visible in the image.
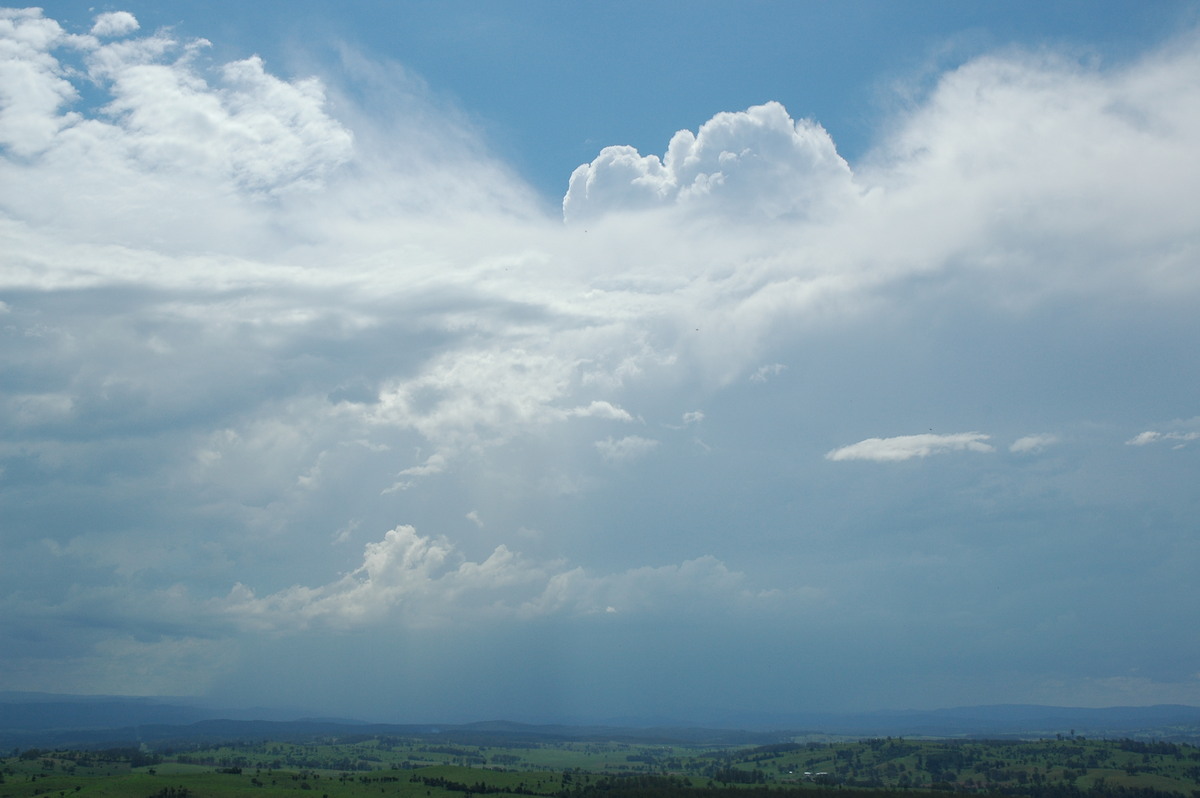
[3,734,1200,798]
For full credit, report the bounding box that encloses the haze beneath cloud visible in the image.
[2,5,1199,723]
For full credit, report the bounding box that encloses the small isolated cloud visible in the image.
[465,510,483,529]
[682,410,704,425]
[90,11,139,37]
[826,432,994,462]
[1010,433,1059,454]
[1126,430,1200,447]
[332,520,359,545]
[569,400,633,422]
[750,363,787,383]
[384,453,448,492]
[595,435,659,462]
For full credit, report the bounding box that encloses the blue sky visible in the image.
[1,2,1199,724]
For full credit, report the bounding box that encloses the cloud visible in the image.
[2,8,1200,710]
[1126,417,1200,448]
[750,363,786,383]
[563,101,857,222]
[331,520,359,545]
[86,45,355,192]
[222,524,778,630]
[0,8,79,157]
[1010,433,1059,454]
[1126,430,1200,447]
[826,433,995,462]
[568,400,634,422]
[90,11,139,38]
[0,7,356,254]
[394,453,448,480]
[595,435,659,462]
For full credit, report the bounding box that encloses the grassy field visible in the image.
[3,735,1199,798]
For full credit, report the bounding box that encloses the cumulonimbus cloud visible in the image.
[3,7,1200,705]
[826,432,995,462]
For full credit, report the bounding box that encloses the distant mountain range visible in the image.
[2,692,1198,749]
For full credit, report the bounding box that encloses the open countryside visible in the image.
[5,735,1200,798]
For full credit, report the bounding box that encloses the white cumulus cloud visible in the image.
[563,101,857,223]
[90,11,138,38]
[568,400,634,422]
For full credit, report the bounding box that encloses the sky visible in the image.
[1,2,1199,725]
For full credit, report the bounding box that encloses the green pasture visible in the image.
[3,734,1199,798]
